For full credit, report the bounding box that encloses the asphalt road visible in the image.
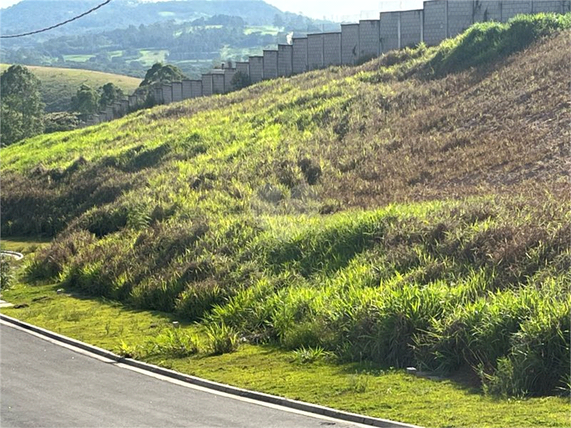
[0,323,366,428]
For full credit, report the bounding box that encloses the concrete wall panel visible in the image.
[224,68,237,93]
[292,37,308,74]
[249,56,264,83]
[307,33,324,70]
[448,0,474,37]
[202,74,213,96]
[181,80,192,99]
[212,73,225,94]
[473,0,502,22]
[263,50,278,80]
[278,44,293,76]
[501,0,531,21]
[161,84,173,104]
[121,100,129,115]
[341,24,360,65]
[190,80,203,98]
[153,87,163,104]
[400,10,423,48]
[172,81,183,102]
[380,11,400,52]
[532,0,566,13]
[423,0,447,46]
[359,20,381,59]
[236,61,250,77]
[128,95,138,110]
[323,32,342,66]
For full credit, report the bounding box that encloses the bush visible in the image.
[206,323,239,355]
[429,13,571,76]
[0,256,15,290]
[150,328,201,358]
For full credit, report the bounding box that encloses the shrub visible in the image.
[150,328,201,358]
[291,346,329,364]
[0,256,15,290]
[206,323,239,355]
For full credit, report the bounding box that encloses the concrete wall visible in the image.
[212,73,225,94]
[400,10,423,48]
[153,87,163,104]
[448,0,474,37]
[120,99,129,115]
[323,32,342,66]
[278,44,293,77]
[263,50,279,80]
[380,11,400,52]
[128,95,138,110]
[532,0,566,12]
[249,56,264,83]
[501,0,531,21]
[93,0,571,125]
[182,80,192,99]
[474,1,502,22]
[190,80,203,98]
[224,68,237,92]
[307,33,324,70]
[292,37,308,74]
[202,74,214,96]
[172,81,183,102]
[236,61,250,77]
[423,0,447,45]
[162,84,173,104]
[359,20,381,59]
[341,24,360,65]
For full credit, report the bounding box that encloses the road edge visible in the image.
[0,313,422,428]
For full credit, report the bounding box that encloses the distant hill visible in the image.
[0,0,285,42]
[0,64,141,112]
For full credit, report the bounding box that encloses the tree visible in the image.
[70,84,100,115]
[230,71,251,91]
[139,62,187,88]
[99,82,124,110]
[273,13,284,28]
[0,65,44,146]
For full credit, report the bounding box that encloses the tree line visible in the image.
[0,63,190,146]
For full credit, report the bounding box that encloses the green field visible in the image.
[138,49,170,66]
[0,64,141,112]
[1,15,570,428]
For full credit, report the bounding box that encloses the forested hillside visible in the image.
[2,15,569,402]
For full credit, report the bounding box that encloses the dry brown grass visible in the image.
[319,32,570,208]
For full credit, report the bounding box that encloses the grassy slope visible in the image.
[1,16,570,425]
[0,64,141,112]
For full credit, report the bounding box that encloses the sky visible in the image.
[0,0,425,20]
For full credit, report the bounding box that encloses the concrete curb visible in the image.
[0,251,24,261]
[0,314,422,428]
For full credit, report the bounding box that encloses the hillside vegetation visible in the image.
[0,64,141,112]
[2,14,569,398]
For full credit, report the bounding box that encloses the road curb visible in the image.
[0,313,422,428]
[0,251,24,261]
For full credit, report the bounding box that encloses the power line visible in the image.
[0,0,112,39]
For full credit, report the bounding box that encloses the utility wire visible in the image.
[1,0,112,39]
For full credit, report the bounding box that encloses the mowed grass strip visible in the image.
[1,281,568,428]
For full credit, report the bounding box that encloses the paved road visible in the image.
[0,323,366,428]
